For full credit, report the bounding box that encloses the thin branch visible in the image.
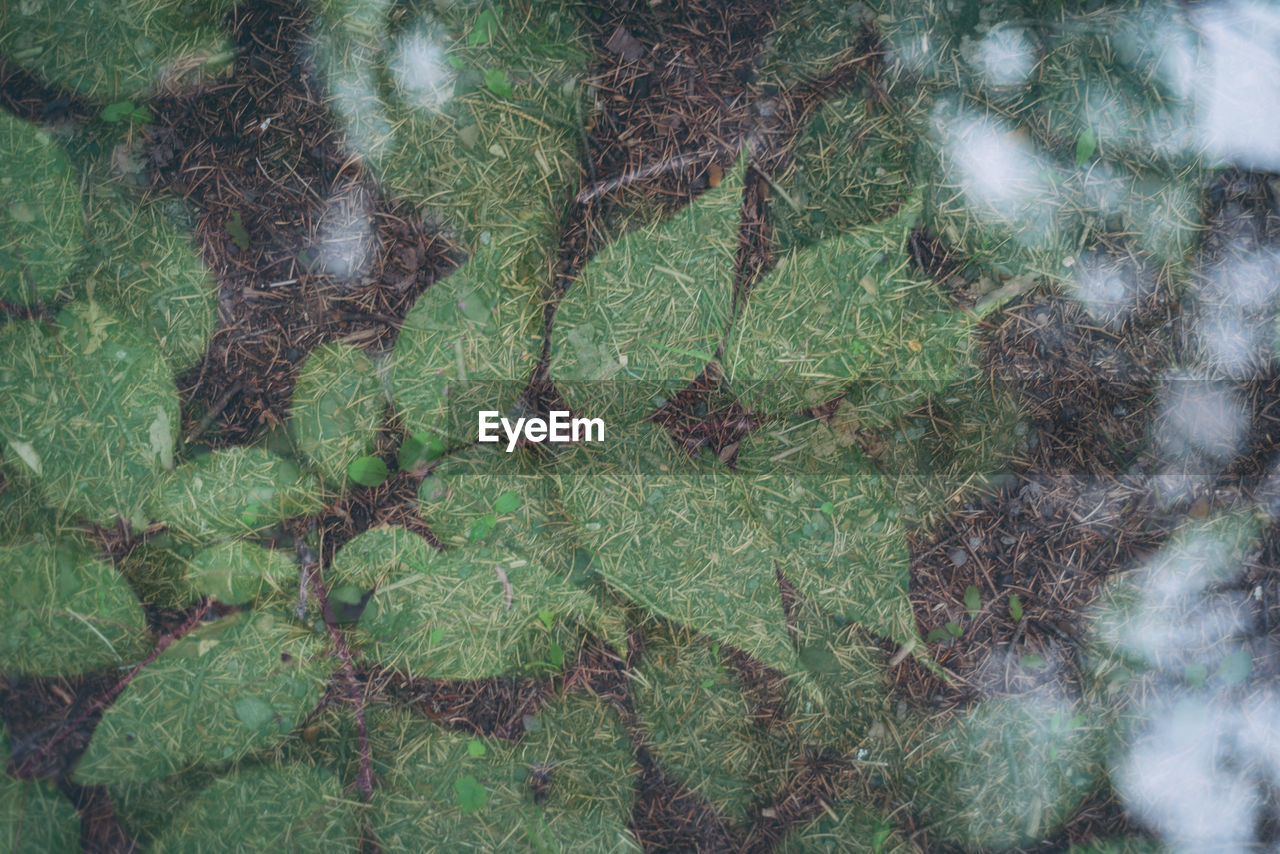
[294,535,376,802]
[17,598,213,778]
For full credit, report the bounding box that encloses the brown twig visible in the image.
[184,379,243,444]
[16,598,213,778]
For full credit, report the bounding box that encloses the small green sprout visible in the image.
[1008,593,1023,621]
[347,456,389,487]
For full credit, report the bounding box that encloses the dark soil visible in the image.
[5,0,1280,852]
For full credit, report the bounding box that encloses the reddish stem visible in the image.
[17,598,213,778]
[295,537,376,802]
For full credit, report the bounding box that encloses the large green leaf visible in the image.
[151,447,323,544]
[79,174,217,373]
[0,113,81,305]
[768,94,921,255]
[0,0,235,101]
[289,342,385,485]
[558,472,799,675]
[389,243,541,446]
[183,540,299,607]
[75,611,332,783]
[0,775,80,854]
[736,423,915,648]
[631,627,792,824]
[150,765,357,854]
[549,160,744,420]
[418,470,561,563]
[725,198,973,415]
[0,540,148,675]
[372,691,638,852]
[0,304,178,527]
[330,526,614,678]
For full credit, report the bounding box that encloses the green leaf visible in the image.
[763,93,919,254]
[1075,127,1097,167]
[418,471,596,594]
[371,691,635,851]
[493,490,521,514]
[946,621,963,639]
[1216,648,1253,684]
[735,424,918,651]
[75,612,331,783]
[0,113,81,305]
[290,342,385,485]
[389,243,541,447]
[152,447,323,544]
[964,584,982,616]
[150,766,355,854]
[312,0,585,273]
[468,8,500,47]
[1021,654,1046,669]
[331,527,616,679]
[101,101,137,122]
[0,776,81,853]
[537,609,554,630]
[0,0,234,102]
[633,629,792,823]
[468,513,498,541]
[483,68,513,99]
[454,775,488,813]
[1009,593,1023,621]
[0,541,147,675]
[184,540,297,606]
[550,158,745,419]
[0,305,178,526]
[467,739,487,758]
[80,168,217,372]
[226,210,250,251]
[547,640,564,670]
[347,455,390,487]
[398,433,445,471]
[726,197,972,414]
[559,470,800,675]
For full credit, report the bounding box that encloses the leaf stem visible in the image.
[294,536,376,802]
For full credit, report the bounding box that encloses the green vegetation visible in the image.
[0,0,1223,848]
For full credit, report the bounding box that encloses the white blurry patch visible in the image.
[1193,248,1280,374]
[1093,512,1275,853]
[1115,4,1197,102]
[1192,1,1280,171]
[1119,693,1278,854]
[966,25,1034,87]
[1069,250,1142,326]
[316,182,376,284]
[391,19,455,113]
[1098,524,1252,669]
[1155,375,1249,465]
[934,107,1055,242]
[309,0,393,158]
